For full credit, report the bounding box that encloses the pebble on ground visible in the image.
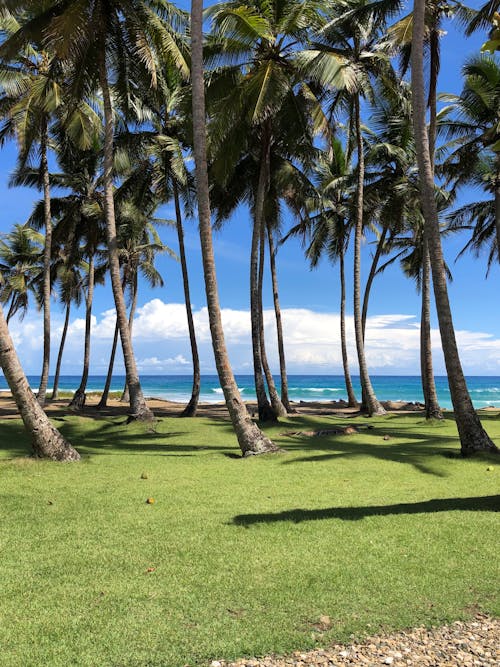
[211,614,499,667]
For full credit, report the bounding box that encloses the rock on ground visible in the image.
[213,614,499,666]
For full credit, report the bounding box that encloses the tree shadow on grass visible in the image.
[257,414,494,476]
[232,495,500,526]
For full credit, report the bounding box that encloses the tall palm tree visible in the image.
[411,0,497,455]
[208,0,324,420]
[2,0,189,420]
[300,0,403,414]
[0,304,79,460]
[191,0,278,454]
[283,140,359,408]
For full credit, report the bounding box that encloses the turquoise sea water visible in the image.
[2,374,500,410]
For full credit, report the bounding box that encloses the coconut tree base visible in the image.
[68,389,86,412]
[241,426,283,456]
[180,397,199,418]
[258,401,278,422]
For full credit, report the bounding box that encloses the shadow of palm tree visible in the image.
[232,495,500,526]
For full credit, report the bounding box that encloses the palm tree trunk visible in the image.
[173,181,200,417]
[412,0,496,455]
[37,117,52,407]
[250,135,275,421]
[258,222,286,417]
[69,255,95,411]
[190,0,278,455]
[353,94,385,416]
[340,249,358,407]
[119,271,138,404]
[97,45,152,421]
[0,305,79,460]
[361,222,389,340]
[97,318,119,410]
[267,226,294,412]
[51,302,70,400]
[420,240,442,419]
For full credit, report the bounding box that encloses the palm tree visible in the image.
[411,0,497,455]
[300,0,402,415]
[0,304,79,460]
[0,223,43,324]
[51,259,84,400]
[283,140,359,408]
[208,0,324,420]
[191,0,278,454]
[2,0,189,420]
[439,55,500,258]
[99,164,172,409]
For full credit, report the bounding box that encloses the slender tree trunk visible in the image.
[97,46,152,421]
[97,318,119,410]
[173,181,200,417]
[361,222,389,340]
[267,227,294,412]
[353,95,385,416]
[119,272,138,404]
[191,0,278,455]
[69,255,95,411]
[37,117,52,406]
[258,222,286,417]
[420,240,442,419]
[412,0,496,455]
[51,302,70,400]
[250,133,275,421]
[98,272,127,410]
[0,306,79,460]
[340,249,358,407]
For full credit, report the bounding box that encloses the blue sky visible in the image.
[2,3,500,378]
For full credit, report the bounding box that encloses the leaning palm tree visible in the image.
[191,0,278,454]
[2,0,189,420]
[411,0,497,455]
[0,304,79,460]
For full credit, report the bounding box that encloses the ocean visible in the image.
[2,374,500,410]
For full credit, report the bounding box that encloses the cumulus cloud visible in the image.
[5,298,500,375]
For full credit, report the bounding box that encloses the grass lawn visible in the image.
[0,409,499,666]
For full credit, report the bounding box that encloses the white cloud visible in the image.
[5,298,500,375]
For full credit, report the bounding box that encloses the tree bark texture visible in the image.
[258,223,286,417]
[190,0,278,455]
[267,227,294,412]
[51,303,70,400]
[0,306,79,460]
[340,249,358,407]
[250,136,276,421]
[97,45,153,421]
[69,255,95,411]
[420,240,442,419]
[411,0,496,454]
[120,273,138,404]
[173,181,200,417]
[353,95,385,416]
[97,318,119,410]
[37,117,52,406]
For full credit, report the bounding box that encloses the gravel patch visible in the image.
[211,614,499,667]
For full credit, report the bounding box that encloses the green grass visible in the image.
[0,410,499,666]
